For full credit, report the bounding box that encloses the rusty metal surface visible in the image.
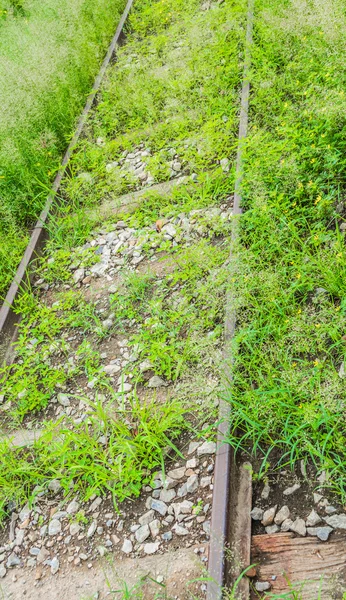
[206,0,254,597]
[0,0,134,364]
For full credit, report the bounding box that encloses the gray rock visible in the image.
[306,510,321,527]
[149,520,160,538]
[139,360,153,373]
[220,158,230,173]
[50,557,59,575]
[48,479,61,493]
[57,393,70,407]
[325,505,337,515]
[151,499,168,516]
[261,483,270,500]
[255,582,271,592]
[203,521,211,536]
[324,514,346,529]
[121,539,133,554]
[187,442,200,454]
[281,518,294,532]
[48,519,62,536]
[290,518,306,536]
[186,475,198,494]
[307,526,333,541]
[66,500,80,515]
[148,376,166,388]
[174,525,189,536]
[144,542,160,555]
[180,500,193,514]
[167,467,185,480]
[261,506,277,527]
[104,364,121,376]
[69,522,81,536]
[29,547,40,556]
[197,441,216,456]
[73,268,85,284]
[0,565,6,578]
[265,525,280,534]
[160,489,176,503]
[200,476,212,488]
[139,510,155,526]
[37,547,50,564]
[313,493,323,504]
[283,483,301,496]
[162,531,173,541]
[87,521,97,538]
[274,506,290,525]
[135,525,150,544]
[6,553,20,568]
[250,507,264,521]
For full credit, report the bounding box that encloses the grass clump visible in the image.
[226,0,346,498]
[0,0,126,300]
[0,395,188,520]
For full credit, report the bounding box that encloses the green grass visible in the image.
[0,394,188,520]
[0,0,126,300]
[226,0,346,499]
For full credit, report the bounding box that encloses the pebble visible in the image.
[135,525,150,544]
[48,520,62,536]
[200,476,212,488]
[139,510,155,526]
[283,483,301,496]
[255,582,271,592]
[261,506,277,527]
[324,514,346,529]
[87,521,97,538]
[290,518,306,536]
[121,539,133,554]
[188,442,200,455]
[306,510,321,527]
[144,542,160,555]
[160,489,176,503]
[162,532,173,542]
[265,525,280,534]
[57,393,70,407]
[50,557,59,575]
[174,525,189,536]
[48,480,61,493]
[325,505,337,515]
[36,548,50,564]
[197,441,216,456]
[261,483,270,500]
[167,467,185,480]
[250,507,264,521]
[150,499,168,516]
[149,520,160,538]
[67,500,80,515]
[148,376,166,388]
[0,565,6,578]
[307,526,333,541]
[6,553,20,568]
[274,506,290,525]
[70,523,81,536]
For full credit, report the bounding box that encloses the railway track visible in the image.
[1,0,346,598]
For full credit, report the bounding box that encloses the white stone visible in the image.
[274,506,290,525]
[121,539,133,554]
[48,520,62,536]
[197,441,216,456]
[135,525,150,544]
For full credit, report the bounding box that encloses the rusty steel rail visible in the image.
[0,0,134,364]
[207,0,254,597]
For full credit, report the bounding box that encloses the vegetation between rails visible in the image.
[227,0,346,499]
[0,0,126,300]
[0,0,244,520]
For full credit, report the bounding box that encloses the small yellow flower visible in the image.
[280,159,285,164]
[315,323,321,328]
[299,403,303,408]
[311,158,316,163]
[297,309,302,314]
[296,273,301,279]
[314,235,318,240]
[321,134,326,138]
[308,180,313,186]
[292,202,297,207]
[314,195,322,205]
[337,252,343,258]
[327,144,331,149]
[313,359,319,366]
[292,362,297,367]
[335,306,341,311]
[285,319,289,323]
[311,143,315,148]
